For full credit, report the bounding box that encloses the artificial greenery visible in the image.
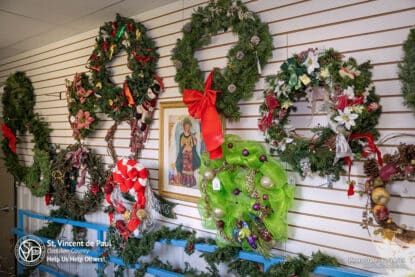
[1,72,52,197]
[399,28,415,113]
[172,0,273,120]
[66,72,99,140]
[259,48,382,180]
[89,13,160,121]
[34,208,66,239]
[51,144,107,216]
[101,224,339,277]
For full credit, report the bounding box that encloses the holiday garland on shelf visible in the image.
[399,28,415,113]
[66,73,99,140]
[362,144,415,245]
[258,48,382,188]
[88,14,164,161]
[99,224,338,277]
[198,135,295,256]
[172,0,273,120]
[1,72,52,197]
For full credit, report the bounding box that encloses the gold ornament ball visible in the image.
[260,176,274,189]
[203,170,215,181]
[136,209,148,220]
[212,207,225,219]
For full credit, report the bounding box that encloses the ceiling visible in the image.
[0,0,177,60]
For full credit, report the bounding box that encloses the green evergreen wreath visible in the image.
[172,0,273,120]
[399,28,415,113]
[89,14,162,122]
[1,72,51,196]
[259,48,382,180]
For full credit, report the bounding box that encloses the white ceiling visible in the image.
[0,0,177,60]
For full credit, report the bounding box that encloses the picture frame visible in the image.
[159,101,206,202]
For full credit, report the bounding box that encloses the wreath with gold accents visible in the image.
[198,135,295,256]
[1,72,51,197]
[172,0,273,120]
[362,144,415,245]
[66,73,99,140]
[259,48,382,185]
[88,14,164,159]
[50,144,106,217]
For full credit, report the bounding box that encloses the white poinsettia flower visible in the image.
[334,107,359,130]
[278,137,294,151]
[344,86,355,99]
[302,51,320,74]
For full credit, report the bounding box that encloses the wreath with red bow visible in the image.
[1,72,52,197]
[362,144,415,245]
[88,14,164,160]
[258,48,382,190]
[172,0,273,120]
[103,158,152,240]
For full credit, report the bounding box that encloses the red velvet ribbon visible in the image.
[183,71,224,160]
[337,95,364,111]
[258,93,279,131]
[349,133,383,166]
[2,124,16,153]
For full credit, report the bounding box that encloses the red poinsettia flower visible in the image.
[90,183,100,196]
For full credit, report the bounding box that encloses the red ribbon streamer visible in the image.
[152,74,165,92]
[183,71,224,160]
[349,133,383,166]
[337,95,364,111]
[258,93,279,131]
[2,124,16,153]
[347,182,355,196]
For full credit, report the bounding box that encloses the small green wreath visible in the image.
[89,13,162,122]
[1,72,51,197]
[172,0,273,120]
[258,48,382,181]
[51,144,106,217]
[399,28,415,113]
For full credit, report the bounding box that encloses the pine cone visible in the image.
[383,153,400,165]
[398,144,415,164]
[364,158,379,177]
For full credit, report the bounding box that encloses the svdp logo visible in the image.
[15,235,46,266]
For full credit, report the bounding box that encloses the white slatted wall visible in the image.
[1,0,414,276]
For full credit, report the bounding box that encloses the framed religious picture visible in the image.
[159,101,206,202]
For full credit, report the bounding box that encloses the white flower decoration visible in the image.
[334,107,359,130]
[302,51,320,74]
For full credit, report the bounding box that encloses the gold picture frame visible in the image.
[159,101,205,203]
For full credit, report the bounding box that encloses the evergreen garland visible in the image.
[399,28,415,113]
[172,0,273,120]
[1,72,51,197]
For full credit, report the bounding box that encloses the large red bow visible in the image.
[258,93,279,131]
[2,124,16,153]
[183,71,224,160]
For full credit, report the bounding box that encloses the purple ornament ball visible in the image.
[233,188,241,195]
[262,194,269,200]
[216,220,225,228]
[253,203,260,211]
[259,155,267,162]
[227,143,233,149]
[242,149,249,156]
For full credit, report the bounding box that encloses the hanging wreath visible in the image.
[399,28,415,113]
[66,73,99,140]
[362,144,415,245]
[88,14,164,159]
[198,135,295,256]
[1,72,52,197]
[258,48,382,186]
[172,0,273,120]
[103,158,154,240]
[50,144,106,217]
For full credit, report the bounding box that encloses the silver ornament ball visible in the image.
[212,208,225,218]
[203,170,215,181]
[260,176,274,189]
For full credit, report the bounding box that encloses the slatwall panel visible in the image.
[1,0,415,275]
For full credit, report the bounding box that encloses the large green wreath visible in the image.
[172,0,273,120]
[399,28,415,113]
[1,72,51,196]
[89,13,162,122]
[258,48,382,180]
[50,144,106,217]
